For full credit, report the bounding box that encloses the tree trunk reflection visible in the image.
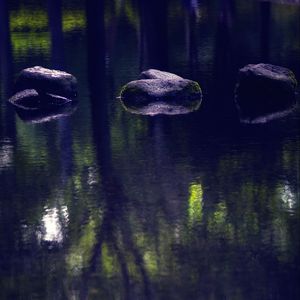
[83,2,151,299]
[139,0,169,70]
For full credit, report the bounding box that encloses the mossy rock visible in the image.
[120,70,202,115]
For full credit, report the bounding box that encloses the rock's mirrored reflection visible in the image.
[121,101,201,116]
[0,1,299,299]
[0,139,14,170]
[15,102,78,123]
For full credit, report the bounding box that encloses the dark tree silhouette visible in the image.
[47,0,65,68]
[260,1,271,61]
[139,0,169,70]
[80,3,152,299]
[0,0,15,139]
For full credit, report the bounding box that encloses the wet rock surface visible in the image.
[8,89,40,110]
[9,89,72,111]
[15,66,77,98]
[120,69,202,116]
[139,69,183,81]
[8,88,77,123]
[235,63,297,123]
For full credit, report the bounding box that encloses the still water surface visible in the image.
[0,0,300,299]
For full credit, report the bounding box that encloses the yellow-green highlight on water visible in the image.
[188,183,203,226]
[66,217,97,275]
[10,9,86,33]
[9,9,86,58]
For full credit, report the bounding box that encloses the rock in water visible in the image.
[15,66,77,98]
[8,89,40,110]
[8,89,72,111]
[235,63,297,123]
[8,89,76,123]
[139,69,183,81]
[120,70,202,116]
[7,66,78,122]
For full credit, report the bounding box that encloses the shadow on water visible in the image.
[81,2,151,298]
[48,0,74,185]
[260,1,271,62]
[139,0,169,70]
[47,0,65,69]
[0,0,13,99]
[0,0,15,140]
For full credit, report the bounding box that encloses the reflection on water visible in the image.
[280,183,298,213]
[188,182,203,226]
[0,0,299,299]
[40,206,68,243]
[0,139,13,170]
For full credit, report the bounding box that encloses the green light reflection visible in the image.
[188,183,203,226]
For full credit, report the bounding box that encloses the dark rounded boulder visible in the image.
[120,70,202,115]
[15,66,77,99]
[8,66,78,122]
[235,63,297,123]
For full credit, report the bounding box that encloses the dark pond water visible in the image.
[0,0,300,299]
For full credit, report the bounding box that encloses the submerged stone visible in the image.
[8,89,72,111]
[120,70,202,116]
[15,66,77,99]
[8,89,77,123]
[8,89,40,110]
[235,63,297,123]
